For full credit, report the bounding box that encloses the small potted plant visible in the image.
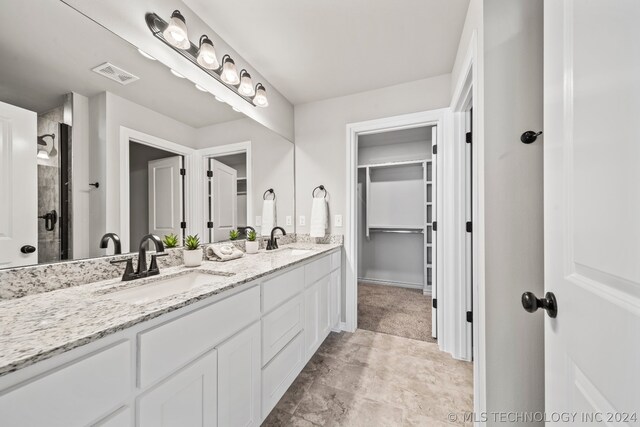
[163,233,179,248]
[229,229,239,241]
[183,234,202,267]
[245,230,259,254]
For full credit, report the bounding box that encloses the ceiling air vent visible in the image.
[91,62,140,85]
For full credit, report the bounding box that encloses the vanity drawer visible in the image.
[262,294,304,365]
[330,250,341,271]
[0,341,131,427]
[138,285,260,388]
[262,267,304,313]
[305,255,331,287]
[262,332,305,419]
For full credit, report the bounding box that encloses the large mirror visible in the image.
[0,0,295,268]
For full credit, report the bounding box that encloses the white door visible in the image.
[210,159,237,242]
[148,156,183,240]
[138,350,217,427]
[217,322,261,427]
[0,101,37,268]
[544,0,640,420]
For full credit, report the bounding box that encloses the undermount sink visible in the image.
[289,249,314,256]
[106,272,229,305]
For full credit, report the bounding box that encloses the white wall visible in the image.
[451,0,544,423]
[89,91,198,256]
[194,118,295,235]
[71,93,90,259]
[482,0,544,422]
[294,74,451,237]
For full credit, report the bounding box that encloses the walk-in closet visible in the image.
[357,125,437,342]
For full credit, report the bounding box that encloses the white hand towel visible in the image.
[310,197,328,238]
[261,199,276,236]
[205,244,244,262]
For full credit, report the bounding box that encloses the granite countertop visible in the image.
[0,243,341,377]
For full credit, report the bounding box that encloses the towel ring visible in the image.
[312,185,327,198]
[263,188,276,200]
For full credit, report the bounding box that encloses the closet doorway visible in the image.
[356,125,438,343]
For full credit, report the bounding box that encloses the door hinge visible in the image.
[432,144,437,155]
[180,221,187,229]
[206,221,213,229]
[180,168,186,176]
[466,221,472,233]
[206,170,213,178]
[466,132,472,144]
[466,311,473,323]
[432,299,437,309]
[432,221,437,232]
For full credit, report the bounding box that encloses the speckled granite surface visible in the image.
[0,248,185,300]
[0,243,340,377]
[296,234,344,245]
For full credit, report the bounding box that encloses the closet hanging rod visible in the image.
[370,228,424,234]
[357,159,426,169]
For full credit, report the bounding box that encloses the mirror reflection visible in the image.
[0,0,294,269]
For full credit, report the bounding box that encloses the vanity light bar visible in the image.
[145,12,268,107]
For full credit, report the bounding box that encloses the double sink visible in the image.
[102,247,316,305]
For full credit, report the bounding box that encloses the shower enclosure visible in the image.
[36,99,72,263]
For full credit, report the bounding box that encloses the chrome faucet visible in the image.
[110,234,167,281]
[266,227,286,250]
[100,233,121,255]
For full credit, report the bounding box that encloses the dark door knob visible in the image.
[521,291,558,318]
[20,245,36,254]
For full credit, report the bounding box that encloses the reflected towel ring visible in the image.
[263,188,276,200]
[312,185,327,198]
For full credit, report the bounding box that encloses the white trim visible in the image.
[358,278,424,290]
[119,126,195,253]
[195,142,253,242]
[450,29,486,424]
[345,109,448,334]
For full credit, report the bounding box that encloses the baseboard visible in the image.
[333,322,347,333]
[358,277,423,290]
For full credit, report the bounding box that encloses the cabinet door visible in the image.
[138,350,217,427]
[329,269,341,330]
[217,322,261,427]
[305,277,330,358]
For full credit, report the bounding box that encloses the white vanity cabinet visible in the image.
[138,350,218,427]
[0,248,342,427]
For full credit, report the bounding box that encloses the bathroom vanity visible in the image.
[0,245,341,426]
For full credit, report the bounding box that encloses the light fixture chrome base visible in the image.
[145,13,256,106]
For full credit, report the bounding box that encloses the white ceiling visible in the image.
[185,0,470,105]
[0,0,242,127]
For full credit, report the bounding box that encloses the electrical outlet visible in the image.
[335,214,343,227]
[286,216,292,226]
[299,215,306,226]
[256,216,262,226]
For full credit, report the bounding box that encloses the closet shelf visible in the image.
[358,159,426,169]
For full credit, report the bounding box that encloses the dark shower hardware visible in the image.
[20,245,36,254]
[37,134,57,158]
[38,210,57,232]
[312,185,327,198]
[263,188,276,200]
[89,182,100,188]
[520,131,542,144]
[100,233,122,255]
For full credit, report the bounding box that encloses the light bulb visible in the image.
[238,70,255,97]
[196,35,219,70]
[163,10,190,49]
[220,56,240,85]
[253,83,269,107]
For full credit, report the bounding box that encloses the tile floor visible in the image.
[262,330,473,426]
